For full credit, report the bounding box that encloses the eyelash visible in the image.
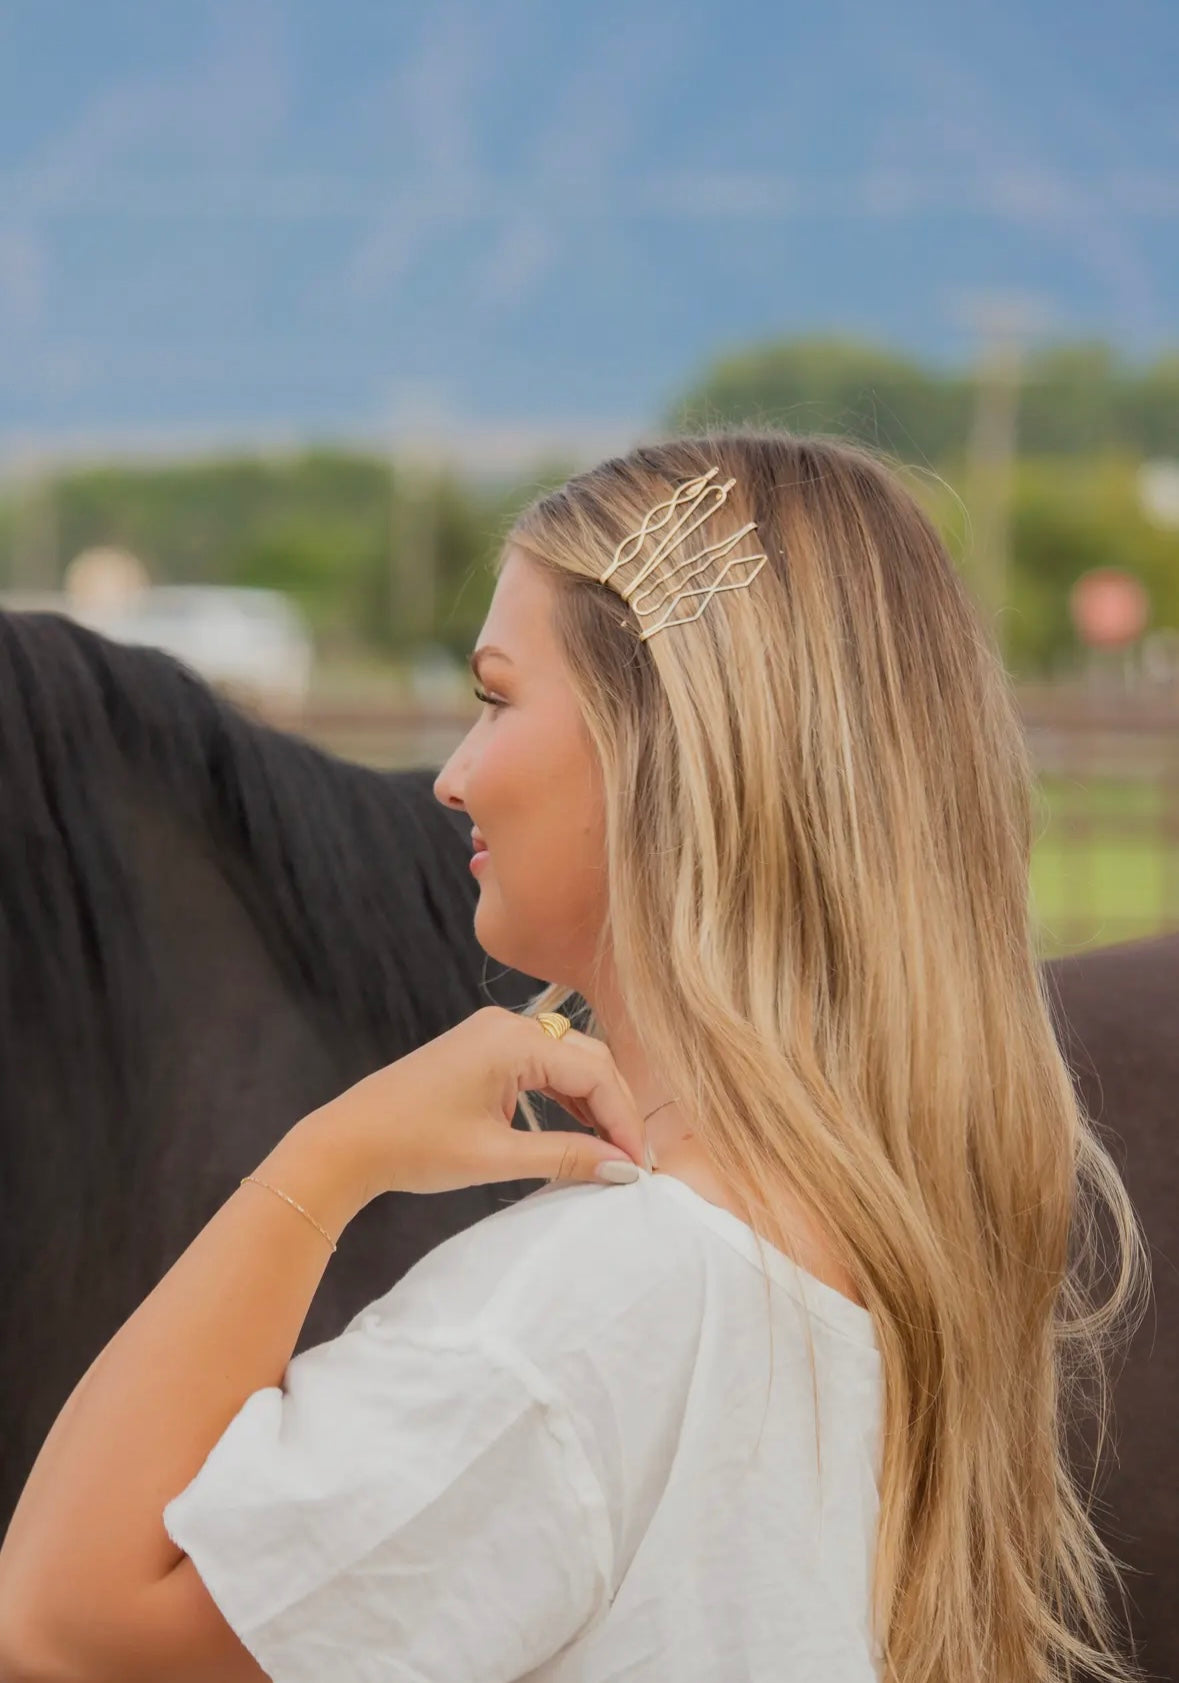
[472,684,504,710]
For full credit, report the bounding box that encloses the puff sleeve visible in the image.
[162,1313,615,1683]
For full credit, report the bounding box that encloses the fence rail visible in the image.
[288,688,1179,959]
[1018,689,1179,953]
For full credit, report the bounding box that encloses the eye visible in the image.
[472,683,504,710]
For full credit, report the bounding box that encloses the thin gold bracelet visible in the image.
[240,1174,338,1254]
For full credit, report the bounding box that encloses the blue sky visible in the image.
[0,0,1175,453]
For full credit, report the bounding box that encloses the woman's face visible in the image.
[433,547,609,990]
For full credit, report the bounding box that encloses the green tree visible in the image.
[668,334,1179,462]
[668,336,973,463]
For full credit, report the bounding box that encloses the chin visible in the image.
[475,888,592,992]
[473,899,516,969]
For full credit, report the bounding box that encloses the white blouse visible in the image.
[164,1166,884,1682]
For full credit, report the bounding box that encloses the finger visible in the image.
[493,1124,641,1187]
[526,1026,647,1168]
[534,1086,597,1134]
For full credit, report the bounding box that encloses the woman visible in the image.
[0,432,1145,1683]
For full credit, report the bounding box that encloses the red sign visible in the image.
[1068,568,1149,649]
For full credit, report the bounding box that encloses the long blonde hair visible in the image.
[504,430,1148,1683]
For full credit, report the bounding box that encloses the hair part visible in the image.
[503,429,1148,1683]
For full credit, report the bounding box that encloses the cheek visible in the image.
[471,727,607,958]
[482,803,603,907]
[475,847,607,983]
[471,708,587,835]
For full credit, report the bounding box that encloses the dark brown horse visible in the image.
[1043,934,1178,1679]
[0,610,1174,1679]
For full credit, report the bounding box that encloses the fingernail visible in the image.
[596,1160,640,1184]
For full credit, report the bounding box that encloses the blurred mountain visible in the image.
[0,0,1175,448]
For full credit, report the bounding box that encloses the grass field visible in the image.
[301,703,1177,963]
[1030,775,1179,958]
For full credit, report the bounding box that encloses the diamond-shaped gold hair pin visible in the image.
[598,465,768,641]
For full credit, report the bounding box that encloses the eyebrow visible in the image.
[468,645,514,680]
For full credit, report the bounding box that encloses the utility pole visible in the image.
[959,294,1047,666]
[6,445,60,591]
[390,450,439,655]
[388,394,446,657]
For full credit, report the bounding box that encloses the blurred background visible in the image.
[1,0,1176,957]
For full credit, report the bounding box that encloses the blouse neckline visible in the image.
[639,1168,878,1348]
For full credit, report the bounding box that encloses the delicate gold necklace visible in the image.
[642,1097,678,1122]
[640,1096,684,1173]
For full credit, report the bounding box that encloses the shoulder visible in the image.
[354,1173,707,1347]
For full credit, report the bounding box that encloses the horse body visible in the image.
[1,611,1174,1678]
[1045,935,1179,1676]
[0,611,543,1530]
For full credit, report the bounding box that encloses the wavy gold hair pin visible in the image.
[598,465,768,641]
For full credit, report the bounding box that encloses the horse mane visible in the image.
[0,610,495,1211]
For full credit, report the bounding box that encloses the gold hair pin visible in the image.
[598,465,768,640]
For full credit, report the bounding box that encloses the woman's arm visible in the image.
[0,1108,373,1679]
[0,1006,643,1681]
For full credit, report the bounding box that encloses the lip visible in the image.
[470,850,490,875]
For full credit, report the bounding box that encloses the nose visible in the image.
[432,755,466,814]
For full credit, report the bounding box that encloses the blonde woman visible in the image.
[0,432,1146,1683]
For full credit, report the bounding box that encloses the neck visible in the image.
[582,970,691,1168]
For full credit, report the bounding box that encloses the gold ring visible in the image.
[536,1012,571,1041]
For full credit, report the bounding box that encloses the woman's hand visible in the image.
[311,1006,647,1200]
